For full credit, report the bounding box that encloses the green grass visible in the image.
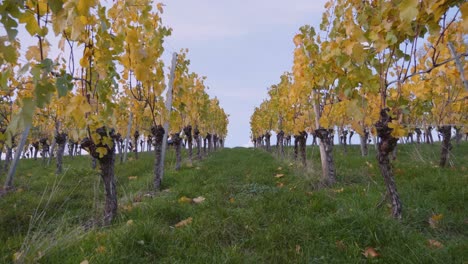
[0,143,467,263]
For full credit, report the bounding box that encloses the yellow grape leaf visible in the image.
[77,0,96,15]
[178,196,192,204]
[363,247,380,258]
[388,121,407,138]
[25,46,41,61]
[175,217,192,228]
[293,34,303,46]
[101,136,114,148]
[399,0,419,23]
[19,12,40,36]
[96,147,108,158]
[461,2,468,32]
[275,174,284,178]
[192,196,206,204]
[157,3,165,13]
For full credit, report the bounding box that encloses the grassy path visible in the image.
[1,145,467,263]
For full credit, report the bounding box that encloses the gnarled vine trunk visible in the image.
[173,133,182,171]
[375,109,402,219]
[134,130,140,159]
[194,128,202,160]
[439,126,452,167]
[55,132,67,174]
[315,128,336,186]
[152,125,165,191]
[81,127,117,226]
[265,133,271,152]
[299,131,307,167]
[277,130,285,158]
[184,126,193,166]
[359,130,369,156]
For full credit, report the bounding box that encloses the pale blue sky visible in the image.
[161,0,328,147]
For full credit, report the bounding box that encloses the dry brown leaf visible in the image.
[229,197,235,203]
[363,247,379,258]
[277,182,284,188]
[175,217,193,228]
[128,176,138,180]
[295,244,301,254]
[121,204,133,212]
[96,246,106,253]
[277,166,282,171]
[336,240,346,251]
[178,196,192,204]
[275,174,285,178]
[428,239,443,249]
[192,196,206,204]
[80,260,89,264]
[429,214,443,229]
[126,219,134,226]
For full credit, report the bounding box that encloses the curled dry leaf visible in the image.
[295,244,301,254]
[13,251,22,262]
[175,217,193,228]
[80,260,89,264]
[128,176,138,180]
[277,182,284,188]
[229,197,235,203]
[277,166,282,171]
[126,219,134,226]
[363,247,379,258]
[428,239,443,249]
[192,196,206,204]
[275,174,285,178]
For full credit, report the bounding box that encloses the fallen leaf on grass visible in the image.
[277,167,282,171]
[332,188,344,193]
[429,214,443,229]
[275,174,284,178]
[121,204,133,212]
[336,240,346,251]
[128,176,138,180]
[126,219,134,226]
[80,260,89,264]
[178,196,192,204]
[295,244,301,254]
[192,196,206,204]
[428,239,443,249]
[13,251,22,262]
[96,246,106,253]
[175,217,193,228]
[229,197,235,203]
[276,182,284,188]
[363,247,379,258]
